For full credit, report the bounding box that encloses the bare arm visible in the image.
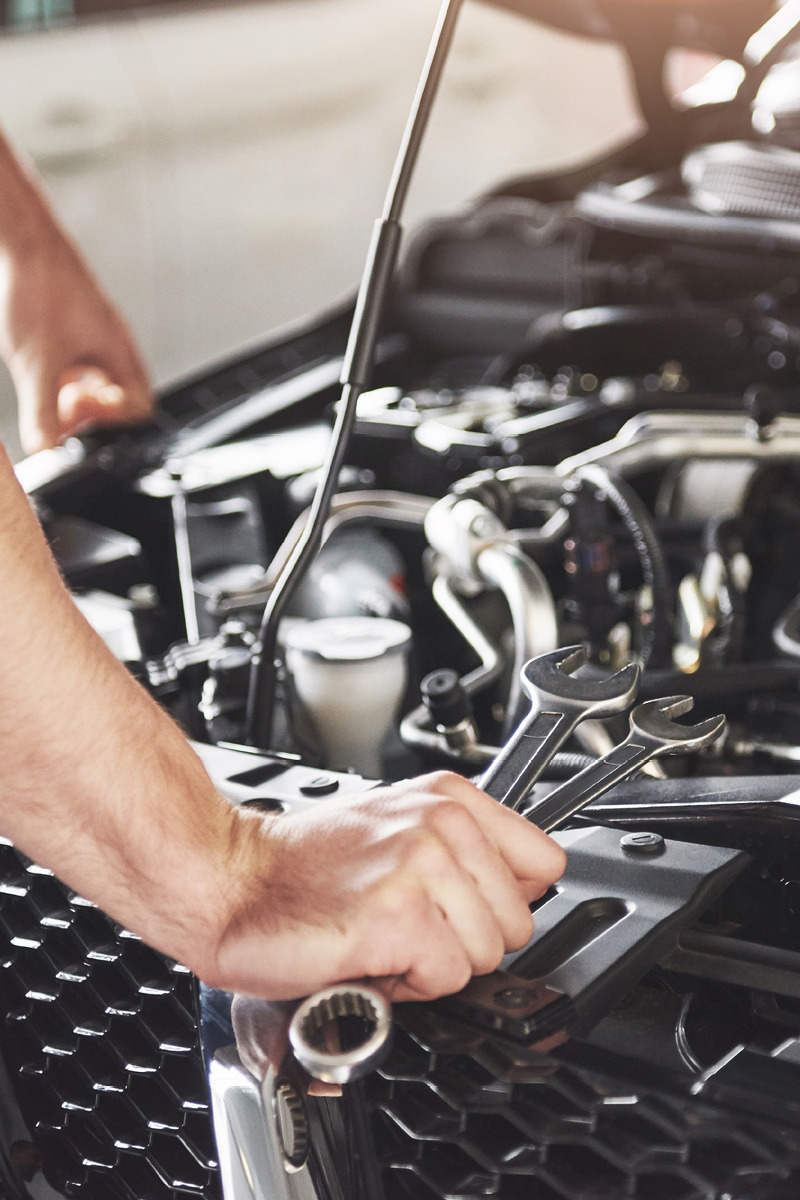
[0,129,152,454]
[0,449,565,1000]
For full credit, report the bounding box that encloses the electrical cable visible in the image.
[575,463,673,669]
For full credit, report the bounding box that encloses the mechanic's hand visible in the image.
[209,771,566,1003]
[0,146,152,454]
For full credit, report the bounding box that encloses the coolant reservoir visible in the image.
[283,617,411,778]
[288,527,409,623]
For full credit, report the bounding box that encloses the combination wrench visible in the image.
[523,694,725,832]
[479,644,640,811]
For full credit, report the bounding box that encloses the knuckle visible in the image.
[475,934,505,976]
[415,770,464,796]
[373,871,424,921]
[450,960,473,994]
[409,829,454,877]
[394,820,451,869]
[428,796,471,834]
[423,956,471,999]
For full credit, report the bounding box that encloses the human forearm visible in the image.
[0,447,566,999]
[0,445,238,968]
[0,128,59,263]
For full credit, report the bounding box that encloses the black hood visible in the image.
[492,0,783,171]
[493,0,774,60]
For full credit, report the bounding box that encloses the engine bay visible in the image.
[12,0,800,1196]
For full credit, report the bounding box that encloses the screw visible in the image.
[620,831,665,855]
[470,513,499,539]
[495,987,532,1010]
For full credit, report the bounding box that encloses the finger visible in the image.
[412,771,568,891]
[351,829,507,986]
[426,850,509,977]
[57,364,153,435]
[347,868,479,1002]
[231,995,293,1080]
[423,797,535,951]
[389,904,474,1002]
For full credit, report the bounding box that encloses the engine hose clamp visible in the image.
[289,984,392,1084]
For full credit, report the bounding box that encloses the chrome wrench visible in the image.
[480,644,640,812]
[524,695,725,833]
[289,983,392,1086]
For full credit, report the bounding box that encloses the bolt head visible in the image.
[470,514,495,538]
[620,831,665,855]
[494,987,532,1010]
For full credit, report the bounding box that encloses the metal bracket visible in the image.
[439,824,748,1041]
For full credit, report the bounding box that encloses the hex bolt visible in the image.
[620,832,665,855]
[470,513,498,538]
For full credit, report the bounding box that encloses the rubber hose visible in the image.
[638,661,800,703]
[472,750,595,789]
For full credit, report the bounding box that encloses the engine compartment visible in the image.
[12,3,800,1195]
[33,182,800,797]
[16,160,800,1197]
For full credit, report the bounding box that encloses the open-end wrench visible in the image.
[525,695,725,833]
[479,645,640,812]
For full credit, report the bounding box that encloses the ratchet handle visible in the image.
[524,738,653,832]
[479,709,575,811]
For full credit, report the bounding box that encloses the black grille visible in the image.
[0,838,220,1199]
[368,1008,800,1200]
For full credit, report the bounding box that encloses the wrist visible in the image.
[196,807,279,983]
[0,130,64,265]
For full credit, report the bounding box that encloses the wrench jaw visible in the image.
[521,643,641,719]
[631,695,726,756]
[524,693,727,833]
[535,644,589,682]
[482,645,643,812]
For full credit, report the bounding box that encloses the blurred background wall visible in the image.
[0,0,640,458]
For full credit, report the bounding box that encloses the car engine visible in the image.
[8,1,800,1198]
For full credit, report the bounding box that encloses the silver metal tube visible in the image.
[266,491,432,589]
[171,484,201,645]
[476,543,558,730]
[431,573,503,695]
[207,493,433,620]
[558,412,800,478]
[399,572,502,765]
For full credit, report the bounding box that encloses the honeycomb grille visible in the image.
[0,838,220,1199]
[368,1008,800,1200]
